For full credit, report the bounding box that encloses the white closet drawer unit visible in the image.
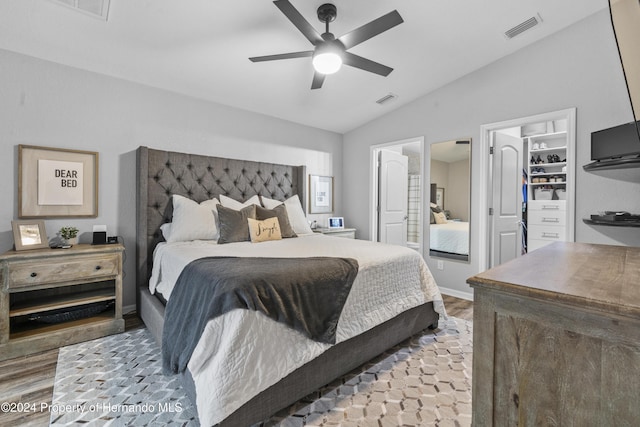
[529,225,566,241]
[529,200,566,212]
[528,210,567,227]
[528,225,566,250]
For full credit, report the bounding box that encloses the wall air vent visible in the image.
[49,0,110,20]
[376,93,398,105]
[504,14,542,39]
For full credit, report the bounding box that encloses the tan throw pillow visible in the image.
[248,217,283,243]
[433,211,448,224]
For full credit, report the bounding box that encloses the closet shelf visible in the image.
[530,182,566,186]
[530,172,566,177]
[529,162,567,168]
[529,146,567,153]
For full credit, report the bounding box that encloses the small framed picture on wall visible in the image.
[309,175,334,214]
[436,187,445,210]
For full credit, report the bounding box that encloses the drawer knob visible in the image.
[30,272,37,277]
[95,265,102,270]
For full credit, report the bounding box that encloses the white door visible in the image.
[490,132,524,267]
[379,149,408,245]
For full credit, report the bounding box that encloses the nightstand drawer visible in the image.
[6,254,119,289]
[313,227,356,239]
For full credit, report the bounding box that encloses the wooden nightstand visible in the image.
[313,227,356,239]
[0,243,125,361]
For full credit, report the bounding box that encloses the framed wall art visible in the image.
[19,145,98,218]
[11,220,49,251]
[436,187,445,210]
[309,175,334,214]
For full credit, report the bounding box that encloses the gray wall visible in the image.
[343,10,640,298]
[1,49,343,311]
[447,159,470,222]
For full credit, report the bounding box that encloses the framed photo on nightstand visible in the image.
[11,219,49,251]
[328,217,344,229]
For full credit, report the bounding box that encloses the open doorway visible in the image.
[478,108,576,270]
[370,137,425,254]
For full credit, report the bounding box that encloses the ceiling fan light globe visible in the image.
[313,52,342,74]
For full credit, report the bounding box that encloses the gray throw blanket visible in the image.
[162,256,359,375]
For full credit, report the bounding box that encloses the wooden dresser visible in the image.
[0,243,124,361]
[467,242,640,426]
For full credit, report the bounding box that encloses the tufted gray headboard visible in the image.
[136,146,306,304]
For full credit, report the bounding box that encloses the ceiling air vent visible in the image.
[49,0,111,20]
[376,93,398,106]
[504,14,542,39]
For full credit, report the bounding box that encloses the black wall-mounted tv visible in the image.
[591,120,640,161]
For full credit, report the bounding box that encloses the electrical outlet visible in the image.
[437,260,444,270]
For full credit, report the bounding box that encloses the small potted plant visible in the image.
[59,226,79,247]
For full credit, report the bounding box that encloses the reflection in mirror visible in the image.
[429,139,471,262]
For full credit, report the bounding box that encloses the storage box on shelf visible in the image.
[0,243,124,361]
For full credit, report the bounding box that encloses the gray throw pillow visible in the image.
[256,205,297,238]
[217,204,257,244]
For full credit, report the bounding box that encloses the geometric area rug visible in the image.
[51,317,472,426]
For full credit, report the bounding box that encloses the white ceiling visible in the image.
[0,0,607,133]
[431,139,472,163]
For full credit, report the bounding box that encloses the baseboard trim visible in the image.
[123,304,137,315]
[439,287,474,301]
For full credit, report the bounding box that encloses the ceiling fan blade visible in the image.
[273,0,323,46]
[343,52,393,76]
[249,51,313,62]
[338,10,404,50]
[311,72,325,90]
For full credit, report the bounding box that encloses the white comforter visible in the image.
[150,234,444,426]
[430,221,470,255]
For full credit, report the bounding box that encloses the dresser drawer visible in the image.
[6,254,120,289]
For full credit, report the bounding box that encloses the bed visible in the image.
[136,146,444,426]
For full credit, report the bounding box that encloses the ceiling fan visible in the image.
[249,0,404,89]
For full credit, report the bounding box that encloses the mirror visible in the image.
[609,0,640,142]
[429,139,471,262]
[610,0,640,123]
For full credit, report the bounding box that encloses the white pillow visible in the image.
[283,195,313,235]
[260,196,283,209]
[219,194,261,211]
[166,195,220,242]
[160,223,172,240]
